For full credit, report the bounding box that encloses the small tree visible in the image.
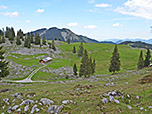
[0,46,9,80]
[42,36,46,45]
[78,42,83,57]
[73,46,76,53]
[109,45,121,73]
[68,38,70,44]
[2,36,5,43]
[16,35,21,45]
[137,50,144,69]
[144,48,151,67]
[73,64,77,75]
[54,37,57,40]
[59,38,61,41]
[92,59,96,74]
[52,40,56,51]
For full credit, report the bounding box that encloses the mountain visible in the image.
[120,41,152,49]
[103,38,152,44]
[29,27,99,43]
[100,41,115,44]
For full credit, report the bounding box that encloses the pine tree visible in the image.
[24,37,28,47]
[79,50,89,77]
[92,59,96,74]
[16,35,21,45]
[0,46,9,80]
[30,32,34,43]
[35,33,40,45]
[68,38,70,44]
[2,36,5,43]
[137,50,144,69]
[73,46,76,53]
[54,37,57,40]
[109,45,121,73]
[8,27,15,42]
[48,42,52,49]
[52,40,56,51]
[73,64,77,75]
[144,48,151,67]
[42,36,46,45]
[59,38,61,41]
[78,42,83,57]
[5,26,9,38]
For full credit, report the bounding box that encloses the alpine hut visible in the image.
[39,57,52,63]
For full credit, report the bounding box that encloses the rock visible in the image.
[20,99,34,106]
[12,105,19,111]
[30,105,38,113]
[40,98,54,105]
[3,98,9,105]
[24,105,29,112]
[149,106,152,109]
[38,103,43,106]
[136,96,140,99]
[114,99,120,104]
[101,98,108,104]
[127,105,132,110]
[127,94,130,98]
[62,100,71,105]
[7,107,12,113]
[140,107,144,110]
[109,96,114,102]
[48,105,63,114]
[11,93,22,99]
[16,108,21,112]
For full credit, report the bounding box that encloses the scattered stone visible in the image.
[62,100,71,105]
[3,98,9,105]
[104,90,123,97]
[11,93,22,99]
[12,105,19,111]
[109,96,114,102]
[114,99,120,104]
[16,108,21,112]
[127,105,132,110]
[30,105,38,113]
[127,94,130,98]
[140,107,144,110]
[102,98,108,104]
[148,106,152,109]
[48,105,63,114]
[24,105,29,112]
[7,107,12,113]
[136,96,140,99]
[20,99,34,106]
[40,98,54,105]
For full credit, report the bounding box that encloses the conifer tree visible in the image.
[78,42,83,57]
[109,45,121,73]
[137,50,144,69]
[59,38,61,41]
[48,42,52,49]
[42,36,46,45]
[24,37,28,47]
[8,27,15,43]
[68,38,70,44]
[79,50,89,77]
[2,36,5,43]
[30,32,34,43]
[73,46,76,53]
[144,48,151,67]
[73,64,77,75]
[35,33,40,45]
[52,40,56,51]
[92,59,96,74]
[0,46,9,80]
[54,37,57,40]
[5,27,9,38]
[16,35,21,45]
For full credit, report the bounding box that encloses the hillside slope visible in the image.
[30,27,99,43]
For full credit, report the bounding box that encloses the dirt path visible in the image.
[3,61,53,83]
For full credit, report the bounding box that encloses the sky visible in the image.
[0,0,152,41]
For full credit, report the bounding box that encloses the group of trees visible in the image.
[137,48,151,69]
[73,42,96,77]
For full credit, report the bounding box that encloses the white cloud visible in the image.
[0,11,19,17]
[84,25,97,29]
[95,3,111,8]
[36,9,45,13]
[26,20,30,23]
[68,22,78,27]
[115,0,152,20]
[0,6,8,9]
[88,0,95,4]
[112,23,123,27]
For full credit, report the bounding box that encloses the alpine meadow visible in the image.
[0,0,152,114]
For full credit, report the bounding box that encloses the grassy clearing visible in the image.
[0,68,152,113]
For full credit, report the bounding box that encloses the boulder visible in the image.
[12,105,19,111]
[127,105,132,110]
[20,99,34,106]
[30,105,39,113]
[3,98,9,105]
[101,98,108,104]
[24,105,29,112]
[48,105,63,114]
[40,98,54,105]
[149,106,152,109]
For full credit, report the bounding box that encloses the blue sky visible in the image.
[0,0,152,41]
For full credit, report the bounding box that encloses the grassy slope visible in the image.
[0,68,152,114]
